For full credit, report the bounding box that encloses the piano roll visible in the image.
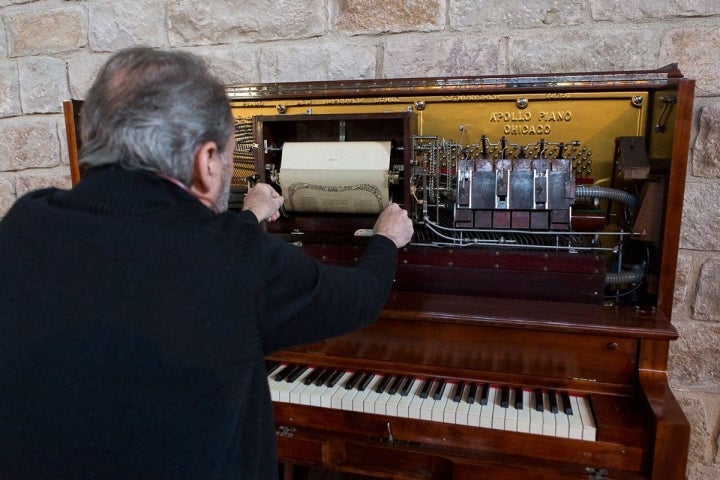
[279,141,391,214]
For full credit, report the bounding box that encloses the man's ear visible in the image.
[188,141,225,211]
[190,141,221,194]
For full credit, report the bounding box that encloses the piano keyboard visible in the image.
[267,364,596,441]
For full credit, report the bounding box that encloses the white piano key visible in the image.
[575,395,597,441]
[407,380,427,419]
[516,390,531,433]
[309,382,330,407]
[567,395,584,440]
[480,387,495,429]
[384,378,406,417]
[267,364,286,402]
[316,383,334,409]
[467,396,483,427]
[504,388,518,432]
[288,368,316,404]
[529,391,544,435]
[491,387,506,430]
[541,391,556,436]
[554,394,570,438]
[275,370,302,403]
[372,376,394,416]
[341,373,364,411]
[441,382,459,424]
[358,375,384,413]
[329,372,354,409]
[396,378,419,418]
[455,385,471,426]
[419,380,439,420]
[431,381,451,422]
[298,379,320,406]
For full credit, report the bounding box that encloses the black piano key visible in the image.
[562,391,573,415]
[400,377,415,396]
[314,368,334,386]
[534,389,544,412]
[286,365,308,383]
[376,375,392,394]
[418,378,433,399]
[500,385,510,408]
[344,371,363,390]
[357,372,374,391]
[425,380,437,399]
[452,381,465,402]
[433,380,447,400]
[466,383,478,404]
[326,369,344,388]
[479,383,490,405]
[273,364,296,382]
[514,387,524,410]
[388,375,404,395]
[548,390,558,413]
[303,367,324,385]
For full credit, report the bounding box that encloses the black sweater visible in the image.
[0,166,397,480]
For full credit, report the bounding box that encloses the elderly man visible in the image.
[0,47,413,480]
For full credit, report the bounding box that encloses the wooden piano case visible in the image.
[226,66,694,480]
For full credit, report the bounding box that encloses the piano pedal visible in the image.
[386,422,394,444]
[368,423,422,448]
[276,425,296,438]
[585,467,609,480]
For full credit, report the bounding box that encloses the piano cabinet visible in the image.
[221,67,695,479]
[267,292,688,480]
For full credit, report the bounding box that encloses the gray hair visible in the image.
[79,47,234,184]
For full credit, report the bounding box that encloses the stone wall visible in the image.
[1,1,719,478]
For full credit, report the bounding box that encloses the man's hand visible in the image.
[242,183,284,223]
[373,203,414,248]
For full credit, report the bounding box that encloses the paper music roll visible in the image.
[279,141,391,214]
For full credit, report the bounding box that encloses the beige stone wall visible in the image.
[1,0,719,478]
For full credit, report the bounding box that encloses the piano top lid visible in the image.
[226,65,685,100]
[381,291,678,340]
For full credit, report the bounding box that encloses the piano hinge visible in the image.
[276,425,296,438]
[585,467,609,480]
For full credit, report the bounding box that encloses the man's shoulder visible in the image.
[1,187,60,221]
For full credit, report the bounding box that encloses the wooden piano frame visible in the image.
[65,65,694,479]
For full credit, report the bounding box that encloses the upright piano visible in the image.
[64,66,695,479]
[225,66,694,480]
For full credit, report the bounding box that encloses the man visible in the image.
[0,47,413,479]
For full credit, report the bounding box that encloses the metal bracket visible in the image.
[655,95,677,133]
[276,425,296,437]
[586,467,609,480]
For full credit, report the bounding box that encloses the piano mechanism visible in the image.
[225,66,695,479]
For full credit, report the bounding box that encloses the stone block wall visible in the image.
[1,1,719,478]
